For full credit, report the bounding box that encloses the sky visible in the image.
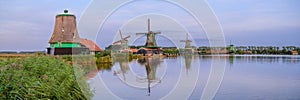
[0,0,299,51]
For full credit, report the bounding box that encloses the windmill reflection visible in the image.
[183,55,194,75]
[137,56,162,96]
[113,55,130,81]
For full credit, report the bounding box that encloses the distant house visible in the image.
[245,50,252,54]
[47,10,102,55]
[129,48,139,54]
[288,50,298,55]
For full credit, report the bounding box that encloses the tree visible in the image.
[236,49,243,54]
[267,46,273,54]
[228,44,235,54]
[282,47,287,54]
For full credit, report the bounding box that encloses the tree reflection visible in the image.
[229,55,234,68]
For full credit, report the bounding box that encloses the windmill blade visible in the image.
[184,33,192,42]
[148,18,151,33]
[180,40,186,42]
[123,35,130,40]
[119,30,123,39]
[136,33,147,35]
[186,33,188,40]
[113,40,121,44]
[153,31,161,34]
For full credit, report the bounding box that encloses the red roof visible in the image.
[80,38,102,52]
[130,48,138,53]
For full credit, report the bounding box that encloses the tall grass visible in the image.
[0,56,93,99]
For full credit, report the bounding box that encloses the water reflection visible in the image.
[113,56,130,81]
[232,55,300,64]
[137,56,163,96]
[183,55,194,75]
[96,63,112,71]
[229,56,234,66]
[198,55,300,66]
[88,55,300,100]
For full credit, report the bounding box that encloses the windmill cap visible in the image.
[56,9,75,17]
[64,9,68,13]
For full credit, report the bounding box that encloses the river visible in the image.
[88,55,300,100]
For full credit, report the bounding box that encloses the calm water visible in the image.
[88,55,300,100]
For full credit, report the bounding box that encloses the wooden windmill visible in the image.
[180,33,192,48]
[136,19,161,47]
[113,30,130,50]
[47,10,102,55]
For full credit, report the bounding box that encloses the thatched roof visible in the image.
[49,10,81,43]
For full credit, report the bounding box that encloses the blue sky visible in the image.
[0,0,299,51]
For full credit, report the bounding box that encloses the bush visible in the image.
[0,56,92,99]
[236,49,243,54]
[96,50,111,57]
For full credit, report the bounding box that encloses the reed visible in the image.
[0,56,93,99]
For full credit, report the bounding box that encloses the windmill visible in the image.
[136,19,161,47]
[180,33,192,48]
[113,30,130,50]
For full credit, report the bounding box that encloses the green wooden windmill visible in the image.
[136,19,161,48]
[48,10,81,48]
[228,40,235,54]
[47,10,102,55]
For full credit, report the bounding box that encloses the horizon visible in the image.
[1,0,300,51]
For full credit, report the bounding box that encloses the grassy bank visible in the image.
[0,56,92,99]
